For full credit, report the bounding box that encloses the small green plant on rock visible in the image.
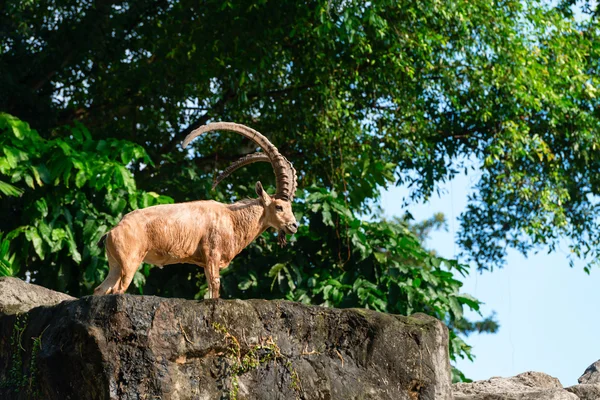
[1,314,27,391]
[212,322,301,400]
[26,329,45,398]
[1,314,44,398]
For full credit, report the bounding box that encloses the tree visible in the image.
[1,0,598,376]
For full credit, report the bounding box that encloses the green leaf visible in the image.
[25,227,45,260]
[449,296,463,320]
[38,220,52,244]
[268,263,287,291]
[35,198,48,217]
[24,174,34,189]
[33,164,51,184]
[0,261,14,277]
[0,180,23,197]
[321,203,333,226]
[3,146,27,168]
[115,165,136,193]
[5,115,32,140]
[456,293,481,311]
[430,257,442,268]
[238,274,257,290]
[109,197,127,215]
[75,169,87,188]
[50,228,67,252]
[64,225,81,264]
[82,219,98,241]
[0,235,17,277]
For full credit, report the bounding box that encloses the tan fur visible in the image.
[94,182,298,298]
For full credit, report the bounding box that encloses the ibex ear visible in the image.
[255,181,271,206]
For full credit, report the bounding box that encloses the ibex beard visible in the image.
[94,122,298,299]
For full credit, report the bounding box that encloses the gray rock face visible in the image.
[563,360,600,399]
[0,277,74,316]
[566,383,600,400]
[578,360,600,384]
[452,371,578,400]
[0,282,452,399]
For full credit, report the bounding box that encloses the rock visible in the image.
[452,371,578,400]
[566,361,600,400]
[578,360,600,384]
[0,277,75,316]
[566,383,600,400]
[0,289,452,399]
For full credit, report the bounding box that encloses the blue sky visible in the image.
[380,171,600,387]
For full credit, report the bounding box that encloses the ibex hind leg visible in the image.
[113,256,145,294]
[95,229,147,295]
[94,242,146,295]
[109,246,147,295]
[94,252,122,295]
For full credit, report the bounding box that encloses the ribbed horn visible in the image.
[183,122,297,200]
[213,152,298,200]
[212,152,270,190]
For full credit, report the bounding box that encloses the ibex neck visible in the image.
[228,199,269,252]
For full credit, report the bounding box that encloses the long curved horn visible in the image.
[213,152,298,200]
[212,152,269,190]
[183,122,297,200]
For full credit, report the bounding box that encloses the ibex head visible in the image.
[255,181,298,234]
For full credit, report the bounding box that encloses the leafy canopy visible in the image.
[3,0,599,270]
[0,113,173,293]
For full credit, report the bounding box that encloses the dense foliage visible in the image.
[0,113,173,292]
[2,0,599,376]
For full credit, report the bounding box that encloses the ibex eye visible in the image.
[275,205,284,211]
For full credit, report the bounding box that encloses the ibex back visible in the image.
[94,122,298,298]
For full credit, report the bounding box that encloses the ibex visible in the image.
[93,122,298,298]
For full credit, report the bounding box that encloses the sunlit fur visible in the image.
[94,182,298,298]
